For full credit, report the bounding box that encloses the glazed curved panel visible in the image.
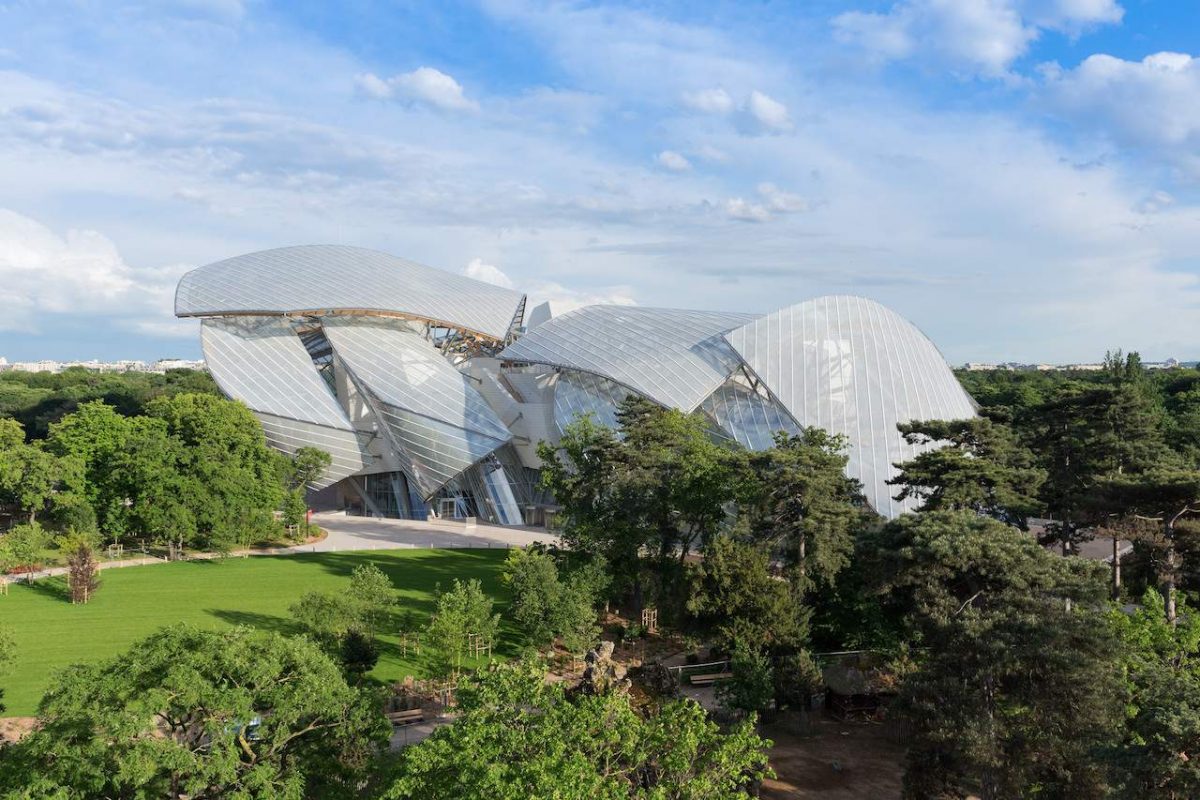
[702,380,801,451]
[201,317,354,430]
[500,305,757,412]
[553,371,630,436]
[321,317,511,442]
[200,317,368,487]
[255,414,371,488]
[367,403,509,498]
[323,316,511,498]
[177,245,526,341]
[725,295,976,518]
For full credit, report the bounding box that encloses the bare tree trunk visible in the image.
[1111,534,1121,601]
[1164,537,1178,627]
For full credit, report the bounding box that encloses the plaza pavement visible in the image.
[303,510,559,551]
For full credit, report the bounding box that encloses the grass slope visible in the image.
[0,549,515,717]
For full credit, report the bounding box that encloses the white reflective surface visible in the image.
[501,305,756,412]
[177,245,525,341]
[725,295,976,518]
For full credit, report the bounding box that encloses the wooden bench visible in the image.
[386,709,426,727]
[689,672,732,687]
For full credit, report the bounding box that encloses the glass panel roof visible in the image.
[176,245,526,341]
[725,295,977,519]
[500,305,758,412]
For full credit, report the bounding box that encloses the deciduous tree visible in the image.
[426,578,500,674]
[686,532,807,652]
[384,660,772,799]
[0,625,389,799]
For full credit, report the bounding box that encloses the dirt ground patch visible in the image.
[761,716,905,799]
[0,717,36,744]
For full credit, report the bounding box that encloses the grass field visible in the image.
[0,549,515,717]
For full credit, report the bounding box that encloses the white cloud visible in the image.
[462,257,516,289]
[742,90,792,132]
[681,88,734,114]
[2,0,1198,365]
[724,184,809,222]
[0,209,186,334]
[1041,52,1200,171]
[834,0,1034,77]
[656,150,691,171]
[356,67,479,112]
[833,0,1123,77]
[354,72,392,100]
[694,144,728,162]
[460,258,637,319]
[724,197,771,222]
[757,183,808,213]
[526,281,637,317]
[1135,190,1174,214]
[1023,0,1123,34]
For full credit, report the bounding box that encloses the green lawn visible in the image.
[0,549,516,717]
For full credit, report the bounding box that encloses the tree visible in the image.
[106,416,195,553]
[556,563,605,658]
[865,511,1125,800]
[889,416,1045,528]
[0,522,53,578]
[1109,662,1200,799]
[1095,468,1200,624]
[1032,381,1170,565]
[147,393,286,552]
[503,547,562,646]
[718,645,775,717]
[46,400,133,533]
[291,590,361,647]
[773,650,824,712]
[539,398,741,614]
[686,532,808,652]
[1104,589,1200,794]
[503,547,604,654]
[426,579,500,674]
[289,564,396,673]
[282,488,308,534]
[0,625,389,799]
[346,563,395,637]
[64,532,102,604]
[383,660,772,799]
[739,428,866,593]
[339,630,380,683]
[286,446,332,491]
[1105,591,1200,798]
[0,420,84,524]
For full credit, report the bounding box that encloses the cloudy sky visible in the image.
[1,0,1198,364]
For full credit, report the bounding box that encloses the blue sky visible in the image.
[0,0,1198,364]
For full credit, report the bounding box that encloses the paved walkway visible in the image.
[4,513,559,584]
[308,511,559,551]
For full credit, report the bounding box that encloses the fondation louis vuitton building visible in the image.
[175,244,976,524]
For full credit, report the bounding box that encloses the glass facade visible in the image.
[181,244,976,522]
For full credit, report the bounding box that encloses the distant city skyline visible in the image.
[1,1,1198,364]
